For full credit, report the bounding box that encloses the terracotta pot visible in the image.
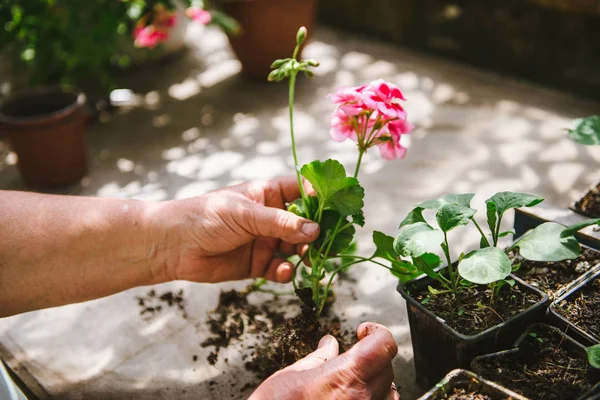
[223,0,317,79]
[0,87,88,188]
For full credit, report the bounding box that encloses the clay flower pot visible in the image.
[223,0,317,79]
[0,87,88,188]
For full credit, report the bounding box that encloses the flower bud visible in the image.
[296,26,307,45]
[271,58,290,69]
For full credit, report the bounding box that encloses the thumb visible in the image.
[285,335,339,372]
[245,203,320,244]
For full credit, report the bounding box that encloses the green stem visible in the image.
[317,260,362,315]
[442,232,457,292]
[354,149,365,178]
[288,72,309,217]
[472,219,491,247]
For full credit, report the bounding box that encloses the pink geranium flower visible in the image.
[186,7,212,24]
[133,25,169,48]
[329,79,412,160]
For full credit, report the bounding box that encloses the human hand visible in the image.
[249,322,400,400]
[146,178,320,284]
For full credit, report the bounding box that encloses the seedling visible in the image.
[393,192,600,304]
[270,27,419,315]
[587,344,600,369]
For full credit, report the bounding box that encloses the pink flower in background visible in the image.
[186,7,212,24]
[154,4,177,28]
[133,25,168,48]
[329,79,412,159]
[376,119,413,160]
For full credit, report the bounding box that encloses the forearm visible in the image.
[0,191,164,317]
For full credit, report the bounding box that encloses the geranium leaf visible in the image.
[587,345,600,369]
[372,232,419,281]
[315,210,355,255]
[416,193,474,210]
[458,247,512,285]
[301,159,364,216]
[513,222,580,262]
[352,211,365,227]
[394,222,444,257]
[436,204,476,232]
[568,116,600,146]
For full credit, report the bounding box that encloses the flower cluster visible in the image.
[133,4,212,49]
[329,80,413,160]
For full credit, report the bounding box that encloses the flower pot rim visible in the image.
[397,269,549,341]
[0,86,86,126]
[549,268,600,345]
[417,369,529,400]
[471,323,600,400]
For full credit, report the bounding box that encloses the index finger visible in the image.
[334,322,398,382]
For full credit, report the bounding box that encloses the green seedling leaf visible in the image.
[301,159,365,216]
[587,344,600,369]
[560,219,600,238]
[394,222,444,258]
[457,307,465,316]
[498,229,516,238]
[568,116,600,146]
[352,211,365,227]
[486,201,497,239]
[436,204,476,232]
[399,207,426,228]
[414,253,442,280]
[372,231,419,280]
[487,192,544,215]
[513,222,582,261]
[315,210,355,255]
[421,297,431,305]
[416,193,475,210]
[458,247,512,285]
[480,236,490,249]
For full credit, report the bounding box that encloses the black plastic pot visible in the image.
[398,271,549,389]
[418,369,528,400]
[549,269,600,347]
[472,323,600,400]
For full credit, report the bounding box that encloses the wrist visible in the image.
[140,200,175,285]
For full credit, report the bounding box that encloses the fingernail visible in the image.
[301,222,319,236]
[318,335,334,348]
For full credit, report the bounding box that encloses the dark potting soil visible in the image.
[554,277,600,341]
[436,388,493,400]
[475,325,600,400]
[201,288,353,378]
[414,278,542,336]
[574,183,600,218]
[511,248,600,298]
[135,289,188,319]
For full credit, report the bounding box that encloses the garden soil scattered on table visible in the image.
[201,288,354,379]
[135,289,188,319]
[415,279,541,336]
[554,277,600,341]
[574,183,600,218]
[441,388,493,400]
[475,326,600,400]
[511,248,600,298]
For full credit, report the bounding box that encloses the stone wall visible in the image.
[318,0,600,100]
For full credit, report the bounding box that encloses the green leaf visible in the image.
[568,116,600,146]
[351,211,365,227]
[513,222,580,262]
[315,210,355,255]
[436,204,476,232]
[560,219,600,238]
[480,236,491,249]
[394,222,444,258]
[587,344,600,369]
[416,194,475,210]
[458,247,512,285]
[499,229,516,238]
[399,207,426,228]
[487,192,544,218]
[287,199,306,218]
[414,253,442,280]
[372,231,419,280]
[301,159,365,216]
[486,201,497,239]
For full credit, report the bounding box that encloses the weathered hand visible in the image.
[147,178,320,284]
[249,322,401,400]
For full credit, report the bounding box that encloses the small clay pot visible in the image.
[223,0,317,79]
[0,87,88,188]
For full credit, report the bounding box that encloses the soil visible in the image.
[200,288,354,378]
[574,183,600,218]
[511,248,600,298]
[474,325,600,400]
[414,275,542,336]
[554,277,600,341]
[437,388,493,400]
[135,289,188,319]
